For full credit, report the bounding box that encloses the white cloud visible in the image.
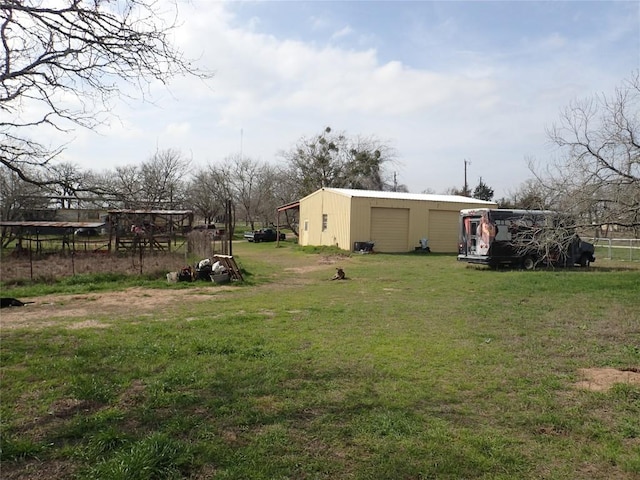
[164,122,191,136]
[539,32,567,50]
[331,26,353,40]
[23,0,635,198]
[310,14,330,32]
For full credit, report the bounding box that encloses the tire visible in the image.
[522,256,535,271]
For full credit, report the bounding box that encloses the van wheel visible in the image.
[522,257,535,270]
[579,255,591,268]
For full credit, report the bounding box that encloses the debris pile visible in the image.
[167,258,229,284]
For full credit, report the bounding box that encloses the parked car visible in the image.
[74,227,99,237]
[244,228,286,242]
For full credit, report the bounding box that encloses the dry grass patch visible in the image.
[0,286,235,330]
[0,252,188,283]
[575,367,640,391]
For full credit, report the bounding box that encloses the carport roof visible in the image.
[317,188,497,205]
[107,209,192,215]
[277,201,300,212]
[0,221,105,228]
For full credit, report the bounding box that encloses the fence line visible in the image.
[588,237,640,261]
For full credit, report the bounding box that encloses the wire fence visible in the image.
[589,238,640,262]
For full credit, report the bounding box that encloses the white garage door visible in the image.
[370,207,409,253]
[428,210,459,252]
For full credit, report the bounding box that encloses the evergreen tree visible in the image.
[473,178,494,201]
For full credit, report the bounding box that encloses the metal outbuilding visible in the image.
[298,188,497,253]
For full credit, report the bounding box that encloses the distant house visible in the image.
[56,208,105,222]
[298,188,497,253]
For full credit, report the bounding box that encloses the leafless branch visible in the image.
[1,0,211,186]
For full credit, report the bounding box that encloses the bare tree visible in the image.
[499,178,553,210]
[187,168,226,225]
[139,148,190,209]
[281,127,396,197]
[189,157,288,234]
[442,186,466,196]
[0,165,50,247]
[270,164,302,236]
[507,212,588,269]
[282,127,344,197]
[102,149,189,209]
[222,155,280,231]
[200,162,236,234]
[253,163,283,226]
[43,162,86,208]
[1,1,209,185]
[343,135,396,191]
[110,165,144,209]
[539,71,640,235]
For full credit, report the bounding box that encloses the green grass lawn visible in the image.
[1,243,639,479]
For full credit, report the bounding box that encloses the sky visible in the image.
[58,0,639,199]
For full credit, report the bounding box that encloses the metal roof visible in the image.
[320,188,498,205]
[459,208,555,215]
[0,221,105,228]
[107,209,193,215]
[277,201,300,212]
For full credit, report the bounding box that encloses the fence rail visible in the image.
[589,237,640,261]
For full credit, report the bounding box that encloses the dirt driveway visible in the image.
[0,252,218,329]
[0,251,349,330]
[0,286,238,330]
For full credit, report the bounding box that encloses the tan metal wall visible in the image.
[299,189,352,248]
[299,189,496,253]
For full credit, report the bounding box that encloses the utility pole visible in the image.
[464,159,471,196]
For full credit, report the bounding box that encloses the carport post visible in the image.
[29,237,33,280]
[227,199,233,257]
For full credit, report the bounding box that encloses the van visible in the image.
[457,208,595,269]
